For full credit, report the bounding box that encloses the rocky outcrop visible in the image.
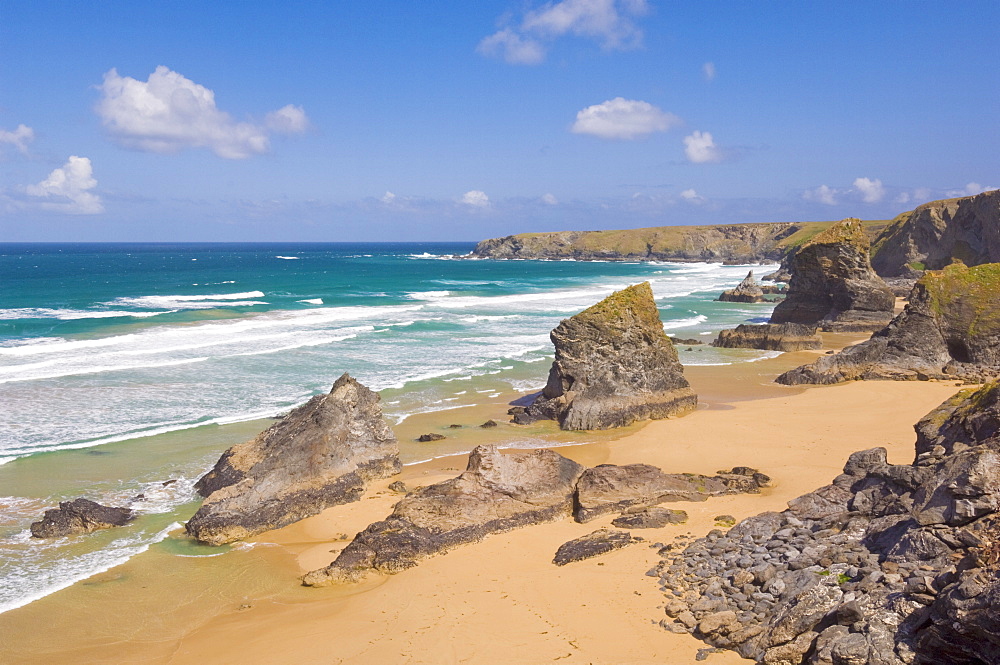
[553,528,639,565]
[303,447,769,585]
[302,445,586,585]
[718,271,765,303]
[612,506,688,528]
[186,374,401,546]
[712,323,822,352]
[511,282,697,430]
[653,381,1000,665]
[30,498,135,538]
[872,190,1000,277]
[770,218,896,332]
[777,263,1000,385]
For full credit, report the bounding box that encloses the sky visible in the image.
[1,1,998,242]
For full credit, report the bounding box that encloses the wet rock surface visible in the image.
[30,498,135,538]
[553,528,640,565]
[770,218,895,332]
[653,381,1000,664]
[186,374,401,546]
[513,282,697,430]
[712,323,822,352]
[718,271,766,303]
[777,263,1000,385]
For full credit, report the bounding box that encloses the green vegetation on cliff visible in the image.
[923,262,1000,336]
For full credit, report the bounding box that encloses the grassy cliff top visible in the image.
[803,218,870,250]
[576,281,663,331]
[922,262,1000,334]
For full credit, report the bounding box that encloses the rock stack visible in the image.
[718,271,765,303]
[777,262,1000,385]
[653,381,1000,665]
[186,374,401,545]
[511,282,697,430]
[712,323,822,352]
[30,498,135,538]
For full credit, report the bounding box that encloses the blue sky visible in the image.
[1,1,997,242]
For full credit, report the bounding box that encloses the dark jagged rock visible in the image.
[480,419,498,428]
[30,498,135,538]
[718,271,765,303]
[302,445,586,585]
[186,374,400,546]
[770,218,895,332]
[712,323,822,352]
[513,282,697,430]
[417,433,446,442]
[777,263,1000,385]
[553,528,639,565]
[872,190,1000,277]
[388,481,408,493]
[653,381,1000,665]
[669,336,704,345]
[574,463,768,523]
[612,506,688,528]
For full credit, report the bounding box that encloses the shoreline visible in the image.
[0,334,970,664]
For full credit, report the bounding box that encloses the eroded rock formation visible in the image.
[186,374,401,546]
[712,323,822,352]
[553,528,639,565]
[30,498,135,538]
[654,381,1000,665]
[777,263,1000,385]
[770,218,895,332]
[511,282,697,430]
[718,271,765,303]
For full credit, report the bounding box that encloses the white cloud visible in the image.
[476,29,546,65]
[571,98,681,140]
[702,62,716,81]
[0,124,35,154]
[853,177,885,203]
[478,0,648,64]
[25,156,103,214]
[680,188,705,204]
[683,130,723,163]
[380,191,397,204]
[461,190,490,207]
[946,182,997,197]
[541,193,559,205]
[895,192,911,205]
[96,66,308,159]
[803,184,838,205]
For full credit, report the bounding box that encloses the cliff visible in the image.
[186,374,401,545]
[510,282,697,430]
[872,190,1000,277]
[474,220,888,263]
[777,262,1000,385]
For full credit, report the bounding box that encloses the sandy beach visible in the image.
[0,337,969,665]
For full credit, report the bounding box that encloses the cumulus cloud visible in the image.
[803,184,838,205]
[680,188,705,203]
[380,191,397,204]
[0,124,35,154]
[541,193,559,205]
[572,98,681,140]
[461,190,490,207]
[702,62,716,81]
[25,156,103,214]
[946,182,997,197]
[683,130,723,163]
[96,66,308,159]
[478,0,649,65]
[853,177,885,203]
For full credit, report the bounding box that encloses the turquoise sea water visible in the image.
[0,242,777,613]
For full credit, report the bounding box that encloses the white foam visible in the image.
[298,298,323,305]
[275,256,300,260]
[0,308,177,321]
[662,314,708,330]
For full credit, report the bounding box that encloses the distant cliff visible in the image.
[871,190,1000,277]
[473,220,888,263]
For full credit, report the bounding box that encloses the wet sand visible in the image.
[0,341,967,665]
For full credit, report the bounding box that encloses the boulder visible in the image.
[770,218,895,332]
[776,263,1000,385]
[30,498,135,538]
[712,323,821,352]
[512,282,697,430]
[717,271,765,303]
[186,374,401,545]
[302,445,586,585]
[653,381,1000,665]
[611,506,688,528]
[552,528,639,565]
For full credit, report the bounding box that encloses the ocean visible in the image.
[0,242,778,614]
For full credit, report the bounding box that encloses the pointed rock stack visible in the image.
[717,271,765,303]
[769,218,895,332]
[511,282,697,430]
[186,373,401,545]
[777,262,1000,385]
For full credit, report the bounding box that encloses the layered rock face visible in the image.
[872,190,1000,277]
[654,382,1000,665]
[30,498,135,538]
[712,323,822,352]
[186,374,401,545]
[777,263,1000,385]
[303,447,769,586]
[512,282,697,430]
[718,271,765,303]
[770,218,895,332]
